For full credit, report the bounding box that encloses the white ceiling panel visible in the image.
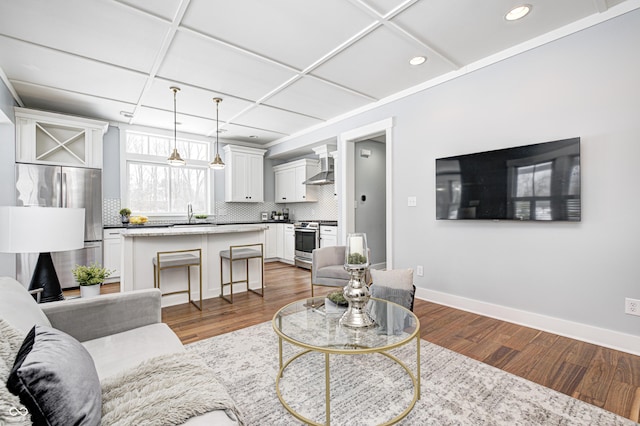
[12,81,136,123]
[142,79,255,123]
[219,123,286,145]
[133,106,215,136]
[157,30,298,101]
[265,76,373,120]
[233,105,323,136]
[359,0,413,16]
[116,0,182,20]
[311,25,455,99]
[182,0,374,70]
[393,0,598,65]
[0,0,171,73]
[0,36,148,104]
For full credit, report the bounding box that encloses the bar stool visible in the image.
[219,243,264,304]
[153,248,202,310]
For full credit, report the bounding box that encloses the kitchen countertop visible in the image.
[121,223,268,237]
[105,220,294,229]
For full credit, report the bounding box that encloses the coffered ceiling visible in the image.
[0,0,636,147]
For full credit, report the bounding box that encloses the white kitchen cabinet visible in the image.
[320,225,338,248]
[273,159,320,203]
[274,167,295,203]
[15,107,108,169]
[103,228,123,283]
[265,223,278,259]
[283,223,295,262]
[223,145,266,202]
[276,223,284,259]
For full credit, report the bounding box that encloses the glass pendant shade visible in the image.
[210,152,225,170]
[167,147,185,166]
[210,97,226,169]
[167,86,185,167]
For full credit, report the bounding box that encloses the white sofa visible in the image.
[0,276,238,425]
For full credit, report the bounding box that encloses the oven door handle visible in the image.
[295,228,318,233]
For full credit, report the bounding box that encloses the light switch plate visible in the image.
[408,196,417,207]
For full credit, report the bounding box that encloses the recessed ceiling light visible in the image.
[409,56,426,66]
[249,135,259,139]
[217,128,227,133]
[505,5,531,21]
[120,111,134,118]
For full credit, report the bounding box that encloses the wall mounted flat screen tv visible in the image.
[436,138,580,221]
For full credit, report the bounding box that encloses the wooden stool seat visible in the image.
[220,243,264,304]
[153,248,202,310]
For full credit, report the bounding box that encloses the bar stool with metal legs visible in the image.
[219,243,264,304]
[153,248,202,310]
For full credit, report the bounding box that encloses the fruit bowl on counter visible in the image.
[128,215,148,225]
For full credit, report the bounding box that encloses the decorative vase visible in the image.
[340,233,375,328]
[121,214,130,224]
[80,283,101,298]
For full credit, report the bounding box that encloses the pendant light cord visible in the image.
[215,98,220,155]
[173,88,177,151]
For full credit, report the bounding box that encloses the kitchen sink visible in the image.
[171,222,217,227]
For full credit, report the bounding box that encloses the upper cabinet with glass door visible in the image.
[15,107,109,169]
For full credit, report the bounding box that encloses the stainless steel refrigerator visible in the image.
[15,163,102,289]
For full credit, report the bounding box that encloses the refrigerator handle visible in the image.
[61,172,67,207]
[55,171,63,207]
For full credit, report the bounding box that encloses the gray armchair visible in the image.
[310,246,371,296]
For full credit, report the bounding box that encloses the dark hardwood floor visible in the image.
[86,262,640,422]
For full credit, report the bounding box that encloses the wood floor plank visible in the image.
[68,262,639,422]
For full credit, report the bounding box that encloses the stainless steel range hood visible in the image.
[303,146,334,185]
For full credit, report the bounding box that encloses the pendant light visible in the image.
[167,86,185,166]
[209,97,225,170]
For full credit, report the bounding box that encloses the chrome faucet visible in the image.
[187,203,193,223]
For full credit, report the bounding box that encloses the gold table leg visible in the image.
[325,353,330,425]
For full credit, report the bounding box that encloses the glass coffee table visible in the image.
[272,296,420,426]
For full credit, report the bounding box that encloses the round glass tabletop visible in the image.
[272,296,419,354]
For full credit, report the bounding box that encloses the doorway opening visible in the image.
[338,118,393,269]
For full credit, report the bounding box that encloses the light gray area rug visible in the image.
[186,321,635,425]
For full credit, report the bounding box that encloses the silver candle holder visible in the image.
[340,233,375,328]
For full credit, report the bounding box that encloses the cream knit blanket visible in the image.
[101,352,244,426]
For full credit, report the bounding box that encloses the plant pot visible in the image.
[121,214,130,224]
[80,283,101,298]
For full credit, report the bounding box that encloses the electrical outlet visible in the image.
[416,265,424,276]
[625,298,640,316]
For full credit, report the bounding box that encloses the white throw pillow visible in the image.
[370,269,413,291]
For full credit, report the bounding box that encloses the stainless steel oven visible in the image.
[294,222,319,269]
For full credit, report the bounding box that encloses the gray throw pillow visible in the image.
[7,325,101,426]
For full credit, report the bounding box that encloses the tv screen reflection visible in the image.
[436,138,580,221]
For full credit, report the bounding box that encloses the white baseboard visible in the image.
[415,287,640,357]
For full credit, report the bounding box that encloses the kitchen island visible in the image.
[120,224,267,307]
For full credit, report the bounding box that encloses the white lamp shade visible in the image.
[0,207,85,253]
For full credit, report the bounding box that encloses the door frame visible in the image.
[337,117,394,269]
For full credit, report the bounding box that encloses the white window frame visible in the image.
[119,124,215,217]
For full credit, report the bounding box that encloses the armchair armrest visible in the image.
[40,289,162,342]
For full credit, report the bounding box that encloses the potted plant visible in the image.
[72,262,113,298]
[119,208,131,224]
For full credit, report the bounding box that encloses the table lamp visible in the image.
[0,206,85,302]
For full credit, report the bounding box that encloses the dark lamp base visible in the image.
[28,252,64,303]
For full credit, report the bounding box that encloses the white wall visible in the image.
[272,9,640,349]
